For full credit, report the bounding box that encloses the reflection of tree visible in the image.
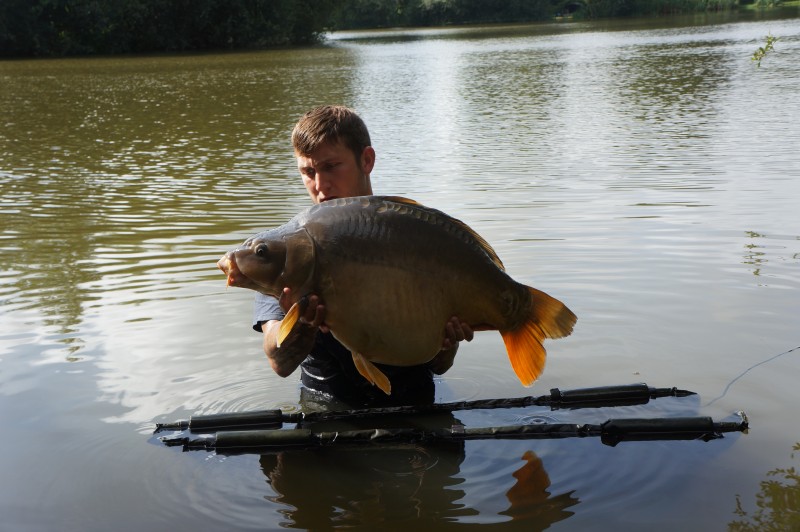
[0,53,311,357]
[0,175,102,335]
[741,231,800,279]
[742,231,766,277]
[729,442,800,531]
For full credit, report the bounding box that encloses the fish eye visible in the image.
[255,243,268,258]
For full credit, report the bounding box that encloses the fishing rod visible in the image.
[161,413,748,453]
[154,383,694,434]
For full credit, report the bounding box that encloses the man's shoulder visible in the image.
[253,293,284,328]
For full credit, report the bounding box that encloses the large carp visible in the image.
[217,196,576,395]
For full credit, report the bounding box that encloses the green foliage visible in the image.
[330,0,562,28]
[752,33,779,67]
[751,0,784,8]
[0,0,342,56]
[1,0,753,56]
[577,0,739,18]
[729,443,800,530]
[328,0,745,28]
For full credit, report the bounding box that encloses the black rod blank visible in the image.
[161,414,748,452]
[154,383,696,434]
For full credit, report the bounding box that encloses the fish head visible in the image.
[217,228,315,298]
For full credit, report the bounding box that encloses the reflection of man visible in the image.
[253,106,473,406]
[257,440,579,528]
[259,411,469,528]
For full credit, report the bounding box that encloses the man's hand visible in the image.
[262,288,328,377]
[429,316,474,375]
[279,288,330,333]
[442,316,473,350]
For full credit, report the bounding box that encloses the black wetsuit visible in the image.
[253,293,435,406]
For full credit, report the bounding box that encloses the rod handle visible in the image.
[188,410,284,432]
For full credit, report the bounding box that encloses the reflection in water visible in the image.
[0,49,358,357]
[741,231,800,282]
[501,450,578,523]
[260,445,471,528]
[743,231,767,277]
[730,442,800,531]
[253,390,578,527]
[259,445,577,528]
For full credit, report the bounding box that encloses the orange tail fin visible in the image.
[500,287,577,386]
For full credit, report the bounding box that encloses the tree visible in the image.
[0,0,344,57]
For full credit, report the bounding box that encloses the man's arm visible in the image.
[260,292,329,378]
[261,319,317,377]
[257,289,472,377]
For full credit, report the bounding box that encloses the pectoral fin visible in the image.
[276,301,301,347]
[351,352,392,395]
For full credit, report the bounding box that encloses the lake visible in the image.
[1,10,799,531]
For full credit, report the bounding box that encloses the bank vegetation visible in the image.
[0,0,791,57]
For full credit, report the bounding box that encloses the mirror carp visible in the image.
[217,196,576,395]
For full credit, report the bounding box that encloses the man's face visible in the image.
[297,140,375,204]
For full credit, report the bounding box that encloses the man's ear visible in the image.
[360,146,376,175]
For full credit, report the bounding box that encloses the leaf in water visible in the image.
[752,33,779,68]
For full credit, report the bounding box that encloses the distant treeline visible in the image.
[1,0,757,57]
[334,0,555,29]
[333,0,749,29]
[0,0,339,57]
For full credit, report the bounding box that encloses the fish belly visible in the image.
[320,262,461,367]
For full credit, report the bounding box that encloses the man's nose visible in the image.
[315,172,331,192]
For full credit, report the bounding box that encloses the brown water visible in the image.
[1,12,799,531]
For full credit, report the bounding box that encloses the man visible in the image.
[253,105,473,406]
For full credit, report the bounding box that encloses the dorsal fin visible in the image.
[381,195,420,206]
[449,217,505,271]
[376,196,505,271]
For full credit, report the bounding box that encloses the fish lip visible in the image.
[216,254,230,274]
[217,251,276,294]
[217,251,254,288]
[217,253,240,286]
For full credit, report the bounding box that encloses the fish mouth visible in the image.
[217,253,238,286]
[217,251,274,294]
[217,251,255,289]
